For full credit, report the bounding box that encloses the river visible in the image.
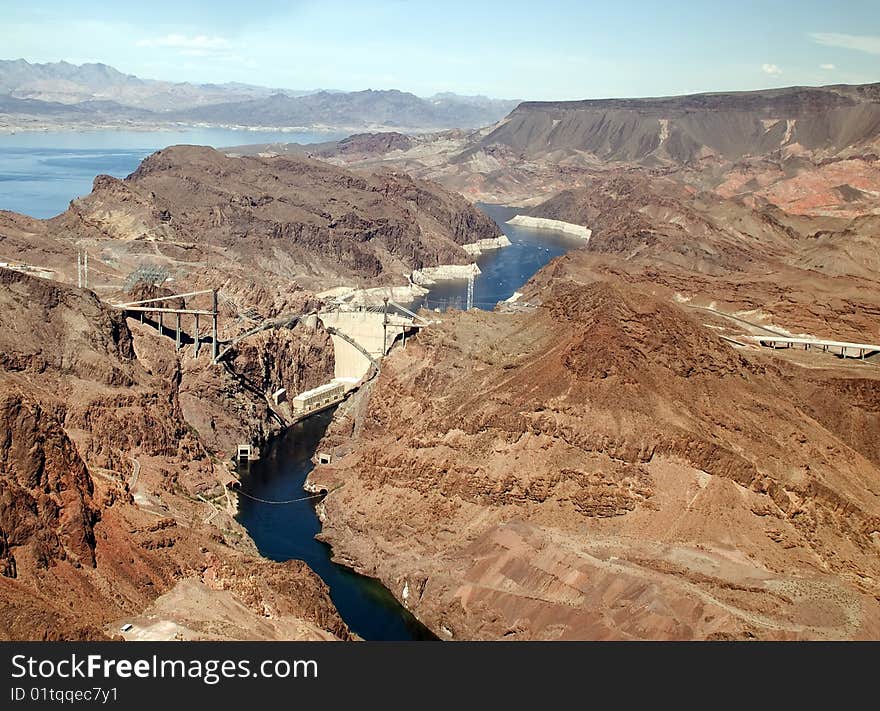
[0,131,584,641]
[234,409,436,640]
[413,202,585,310]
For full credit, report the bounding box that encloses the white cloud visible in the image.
[135,33,256,68]
[761,63,782,75]
[820,63,836,70]
[810,33,880,55]
[137,34,231,51]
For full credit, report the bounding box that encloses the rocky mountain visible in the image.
[310,276,880,640]
[0,58,281,110]
[471,84,880,164]
[29,144,498,295]
[224,132,418,163]
[178,90,519,130]
[0,136,508,639]
[293,83,880,211]
[4,68,880,642]
[308,178,880,639]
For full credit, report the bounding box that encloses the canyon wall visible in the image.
[0,268,351,640]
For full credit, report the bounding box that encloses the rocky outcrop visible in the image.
[36,146,499,296]
[461,235,512,255]
[506,216,591,239]
[178,320,335,456]
[0,393,98,573]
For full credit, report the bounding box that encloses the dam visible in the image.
[234,203,589,640]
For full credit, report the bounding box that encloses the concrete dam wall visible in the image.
[318,311,412,381]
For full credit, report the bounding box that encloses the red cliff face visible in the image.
[0,392,98,574]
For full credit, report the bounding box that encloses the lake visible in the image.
[0,128,342,218]
[412,202,586,311]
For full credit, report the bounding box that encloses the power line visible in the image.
[234,489,326,505]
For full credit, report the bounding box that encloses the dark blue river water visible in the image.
[235,409,436,641]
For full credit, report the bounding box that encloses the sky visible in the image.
[2,0,879,100]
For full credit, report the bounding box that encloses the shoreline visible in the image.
[0,120,462,137]
[461,234,511,256]
[411,262,481,286]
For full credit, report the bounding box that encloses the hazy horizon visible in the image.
[3,1,879,102]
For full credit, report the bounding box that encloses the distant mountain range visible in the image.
[0,59,519,131]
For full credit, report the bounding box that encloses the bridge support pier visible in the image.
[382,297,388,355]
[175,313,181,350]
[211,289,219,362]
[193,313,200,357]
[158,311,163,334]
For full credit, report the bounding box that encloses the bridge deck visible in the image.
[748,336,880,351]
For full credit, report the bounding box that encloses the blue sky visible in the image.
[3,1,879,99]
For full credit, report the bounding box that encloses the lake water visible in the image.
[413,202,586,311]
[0,128,340,218]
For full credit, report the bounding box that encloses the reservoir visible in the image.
[413,202,587,311]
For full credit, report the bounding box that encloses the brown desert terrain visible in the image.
[302,88,880,639]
